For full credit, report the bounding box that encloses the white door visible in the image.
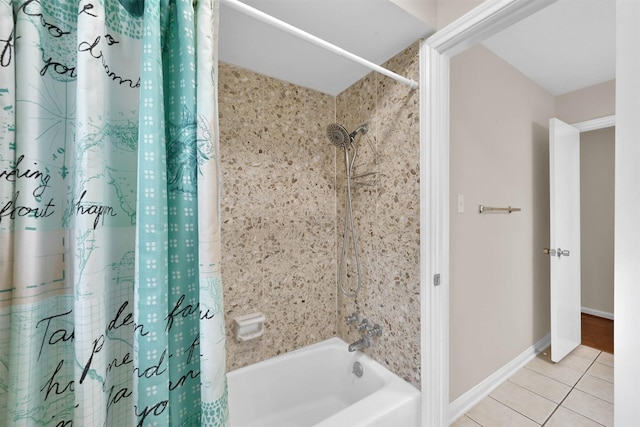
[549,118,582,362]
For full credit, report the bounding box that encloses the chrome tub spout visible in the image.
[348,335,371,352]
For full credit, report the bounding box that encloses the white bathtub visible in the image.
[227,337,421,427]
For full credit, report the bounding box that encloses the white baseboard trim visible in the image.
[581,307,614,320]
[448,333,551,424]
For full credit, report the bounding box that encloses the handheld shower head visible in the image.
[328,122,370,299]
[326,123,351,148]
[326,123,369,147]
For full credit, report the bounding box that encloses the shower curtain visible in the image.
[0,0,228,425]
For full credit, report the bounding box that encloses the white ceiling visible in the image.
[218,0,616,98]
[482,0,616,96]
[218,0,435,96]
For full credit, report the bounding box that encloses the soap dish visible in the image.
[233,312,266,342]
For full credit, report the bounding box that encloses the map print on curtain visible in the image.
[0,0,228,426]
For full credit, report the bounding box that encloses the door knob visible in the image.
[543,248,570,258]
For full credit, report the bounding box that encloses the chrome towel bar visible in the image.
[478,205,521,213]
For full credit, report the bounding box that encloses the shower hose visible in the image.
[338,141,362,298]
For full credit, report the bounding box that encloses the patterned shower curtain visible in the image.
[0,0,228,425]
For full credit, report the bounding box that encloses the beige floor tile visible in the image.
[490,381,556,424]
[558,352,596,373]
[456,346,615,427]
[526,357,584,386]
[562,389,614,426]
[451,415,482,427]
[466,397,539,427]
[569,345,601,361]
[596,352,613,367]
[586,362,614,383]
[537,345,599,364]
[545,406,605,427]
[576,374,614,403]
[509,367,571,404]
[537,345,599,368]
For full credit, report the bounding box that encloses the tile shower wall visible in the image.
[335,43,421,387]
[219,63,337,370]
[219,43,421,388]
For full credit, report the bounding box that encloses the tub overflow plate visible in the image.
[352,361,363,378]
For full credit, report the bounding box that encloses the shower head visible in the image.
[326,123,369,148]
[326,123,351,148]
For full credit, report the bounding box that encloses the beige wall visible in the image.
[448,39,616,400]
[556,80,615,124]
[449,44,555,400]
[219,44,421,388]
[581,128,615,316]
[336,43,421,387]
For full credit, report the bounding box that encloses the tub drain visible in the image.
[352,361,363,378]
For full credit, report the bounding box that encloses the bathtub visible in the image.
[227,337,421,427]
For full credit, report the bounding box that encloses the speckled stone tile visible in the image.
[219,42,421,389]
[336,43,421,388]
[219,62,337,370]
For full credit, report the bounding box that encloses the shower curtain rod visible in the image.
[220,0,420,90]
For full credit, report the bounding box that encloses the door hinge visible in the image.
[434,273,441,287]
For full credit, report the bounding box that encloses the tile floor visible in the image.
[452,345,614,426]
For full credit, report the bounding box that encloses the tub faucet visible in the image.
[348,318,383,352]
[348,335,371,352]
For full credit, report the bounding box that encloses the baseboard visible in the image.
[448,333,551,424]
[581,307,614,320]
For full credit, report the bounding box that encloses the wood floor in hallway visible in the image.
[581,313,613,354]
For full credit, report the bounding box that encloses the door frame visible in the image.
[418,1,632,425]
[573,115,616,132]
[569,115,616,323]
